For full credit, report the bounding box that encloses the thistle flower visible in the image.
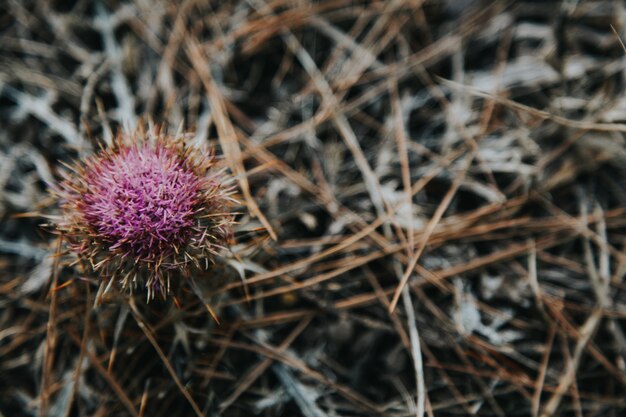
[51,126,237,300]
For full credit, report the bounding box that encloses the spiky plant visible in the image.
[51,125,237,300]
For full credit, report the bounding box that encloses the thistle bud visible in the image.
[51,126,237,300]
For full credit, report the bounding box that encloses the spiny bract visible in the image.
[52,126,237,300]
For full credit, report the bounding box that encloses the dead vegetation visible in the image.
[3,0,626,416]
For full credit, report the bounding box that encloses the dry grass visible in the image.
[3,0,626,416]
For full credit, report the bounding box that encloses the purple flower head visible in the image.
[52,125,237,300]
[82,144,200,261]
